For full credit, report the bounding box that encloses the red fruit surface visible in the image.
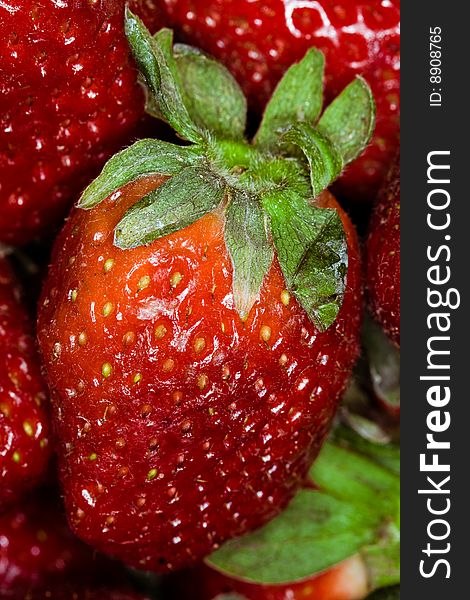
[366,156,400,346]
[38,176,362,572]
[0,488,98,596]
[27,584,152,599]
[170,555,369,599]
[158,0,400,201]
[0,254,51,510]
[0,0,164,246]
[0,487,150,598]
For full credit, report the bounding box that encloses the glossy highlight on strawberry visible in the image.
[159,0,400,201]
[0,0,164,245]
[0,253,51,510]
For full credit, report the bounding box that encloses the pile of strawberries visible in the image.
[0,2,400,599]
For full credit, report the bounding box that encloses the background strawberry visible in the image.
[158,0,400,201]
[0,0,165,246]
[0,486,154,598]
[366,155,400,346]
[0,252,51,510]
[30,586,153,599]
[0,488,101,595]
[38,15,372,573]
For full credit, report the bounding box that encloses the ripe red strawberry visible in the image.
[0,0,165,246]
[159,0,400,201]
[0,253,51,510]
[38,14,371,572]
[171,555,369,600]
[38,181,361,572]
[366,156,400,346]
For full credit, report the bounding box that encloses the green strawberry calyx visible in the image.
[78,8,375,331]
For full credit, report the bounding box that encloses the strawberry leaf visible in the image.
[207,435,400,586]
[114,166,225,249]
[224,189,273,320]
[318,76,375,164]
[331,426,400,478]
[255,48,324,149]
[208,490,378,585]
[282,123,343,197]
[126,10,247,143]
[310,444,399,521]
[263,189,347,331]
[78,140,203,209]
[125,10,202,143]
[174,44,247,140]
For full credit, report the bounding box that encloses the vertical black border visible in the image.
[401,2,468,596]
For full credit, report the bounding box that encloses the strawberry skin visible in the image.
[30,587,152,600]
[366,156,400,346]
[0,254,51,510]
[0,0,164,246]
[0,487,149,598]
[38,176,362,572]
[159,0,400,201]
[0,488,98,595]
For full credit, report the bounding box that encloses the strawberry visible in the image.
[158,0,400,201]
[29,586,152,599]
[38,14,372,572]
[0,486,151,598]
[0,252,51,510]
[366,156,400,346]
[0,488,100,595]
[0,0,165,246]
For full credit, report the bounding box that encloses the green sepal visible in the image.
[173,44,247,140]
[262,189,347,331]
[224,189,273,320]
[331,425,400,479]
[206,435,400,586]
[207,489,378,585]
[126,9,247,143]
[318,76,375,164]
[255,48,324,149]
[78,140,203,209]
[114,165,225,249]
[125,9,202,143]
[310,443,400,523]
[282,123,343,197]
